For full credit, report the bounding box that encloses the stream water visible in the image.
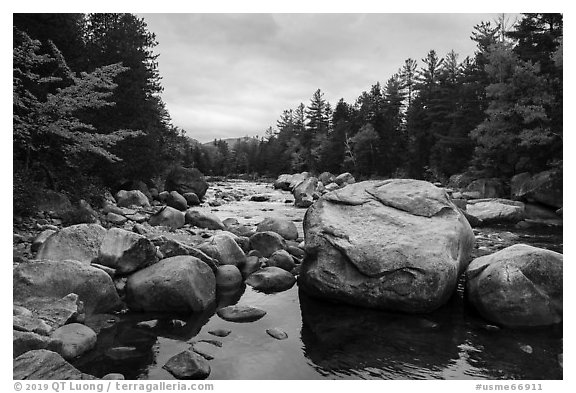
[73,180,563,380]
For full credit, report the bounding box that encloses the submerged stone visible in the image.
[216,305,267,323]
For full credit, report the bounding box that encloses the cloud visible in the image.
[140,13,501,142]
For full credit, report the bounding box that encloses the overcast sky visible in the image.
[139,13,505,143]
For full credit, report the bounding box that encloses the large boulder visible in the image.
[215,265,243,288]
[249,231,286,258]
[165,167,209,200]
[118,180,152,201]
[299,179,475,313]
[294,177,318,208]
[115,190,150,208]
[466,244,562,327]
[256,217,298,240]
[466,199,525,226]
[149,206,185,229]
[14,259,121,315]
[166,191,188,211]
[245,267,296,293]
[126,256,216,313]
[288,172,311,190]
[150,236,218,271]
[273,174,291,191]
[98,228,158,274]
[463,178,504,199]
[334,172,355,186]
[13,349,97,380]
[185,209,225,230]
[511,170,562,209]
[268,250,295,271]
[197,232,246,266]
[50,323,97,359]
[36,224,106,264]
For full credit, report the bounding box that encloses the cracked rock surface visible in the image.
[299,179,475,313]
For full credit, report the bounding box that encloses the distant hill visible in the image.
[203,136,258,150]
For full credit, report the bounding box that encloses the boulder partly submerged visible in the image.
[466,199,525,226]
[466,244,562,328]
[299,179,475,313]
[256,217,299,240]
[126,255,216,314]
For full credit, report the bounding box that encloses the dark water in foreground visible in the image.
[73,224,562,380]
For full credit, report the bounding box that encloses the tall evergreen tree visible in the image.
[470,41,558,177]
[81,13,171,183]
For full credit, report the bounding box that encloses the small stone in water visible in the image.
[136,320,158,329]
[170,319,187,328]
[266,328,288,340]
[217,305,267,323]
[163,350,211,380]
[208,329,231,337]
[520,344,533,354]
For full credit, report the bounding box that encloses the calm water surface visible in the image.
[73,181,563,380]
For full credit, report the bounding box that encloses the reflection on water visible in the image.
[299,289,562,380]
[299,290,464,379]
[73,222,562,380]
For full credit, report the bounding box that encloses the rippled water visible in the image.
[73,181,563,380]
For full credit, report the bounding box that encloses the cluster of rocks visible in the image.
[298,179,563,329]
[445,170,562,228]
[14,194,304,380]
[274,171,356,208]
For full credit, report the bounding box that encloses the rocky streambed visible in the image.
[13,178,562,380]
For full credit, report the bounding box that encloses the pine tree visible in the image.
[304,89,329,170]
[81,13,171,183]
[400,58,418,111]
[470,41,558,177]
